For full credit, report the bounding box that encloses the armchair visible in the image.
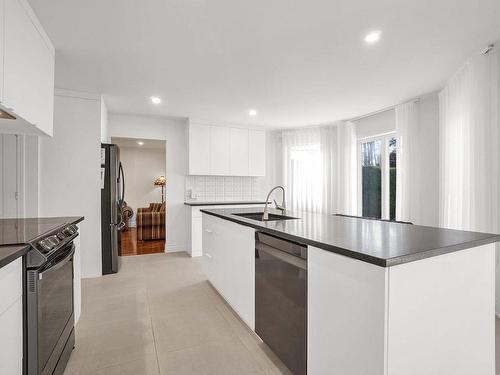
[136,202,166,241]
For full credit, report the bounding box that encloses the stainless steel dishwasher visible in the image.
[255,232,307,375]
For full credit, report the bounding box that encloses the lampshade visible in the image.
[154,176,166,186]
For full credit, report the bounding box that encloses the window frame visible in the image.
[357,132,396,220]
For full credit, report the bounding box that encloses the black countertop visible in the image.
[0,216,84,268]
[184,200,269,206]
[201,208,500,267]
[0,245,30,268]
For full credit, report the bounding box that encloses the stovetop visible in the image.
[0,217,84,246]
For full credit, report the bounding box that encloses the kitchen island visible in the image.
[201,207,500,375]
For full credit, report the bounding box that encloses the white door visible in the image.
[0,134,18,218]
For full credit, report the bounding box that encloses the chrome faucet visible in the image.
[263,186,286,220]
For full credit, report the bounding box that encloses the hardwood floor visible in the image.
[120,227,165,256]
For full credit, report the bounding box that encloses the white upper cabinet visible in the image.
[188,121,266,176]
[210,126,231,175]
[0,0,55,136]
[249,130,266,176]
[230,128,249,176]
[189,123,210,175]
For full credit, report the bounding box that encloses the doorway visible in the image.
[112,137,166,256]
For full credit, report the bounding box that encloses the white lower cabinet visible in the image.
[187,204,264,257]
[202,213,255,329]
[0,258,23,375]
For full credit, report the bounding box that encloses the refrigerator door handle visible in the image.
[118,162,125,204]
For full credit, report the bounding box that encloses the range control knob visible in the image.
[47,236,60,247]
[62,226,75,236]
[39,239,52,252]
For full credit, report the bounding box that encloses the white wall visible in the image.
[354,109,396,139]
[39,89,102,279]
[0,134,38,218]
[100,96,109,143]
[17,135,39,218]
[118,146,166,226]
[108,113,188,252]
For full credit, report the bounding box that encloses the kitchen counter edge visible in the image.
[200,209,500,267]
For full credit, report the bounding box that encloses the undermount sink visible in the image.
[233,212,299,222]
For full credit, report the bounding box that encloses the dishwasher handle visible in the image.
[256,242,307,270]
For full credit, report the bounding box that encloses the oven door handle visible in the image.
[39,244,75,279]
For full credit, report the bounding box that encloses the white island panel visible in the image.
[387,244,495,375]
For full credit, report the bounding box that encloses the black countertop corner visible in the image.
[0,216,84,269]
[200,208,500,267]
[184,200,269,207]
[0,245,30,269]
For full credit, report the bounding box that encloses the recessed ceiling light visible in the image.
[137,141,144,145]
[248,109,257,116]
[150,96,161,104]
[364,30,381,44]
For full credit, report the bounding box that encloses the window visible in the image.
[358,134,397,220]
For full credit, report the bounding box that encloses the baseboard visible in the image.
[165,243,185,253]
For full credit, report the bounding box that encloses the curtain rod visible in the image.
[347,98,420,123]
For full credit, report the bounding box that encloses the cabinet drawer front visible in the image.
[0,258,22,315]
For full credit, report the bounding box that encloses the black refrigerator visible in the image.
[101,143,124,274]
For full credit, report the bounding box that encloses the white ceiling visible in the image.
[29,0,500,128]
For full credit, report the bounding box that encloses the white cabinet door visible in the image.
[4,0,55,136]
[224,221,255,329]
[210,126,230,175]
[0,258,23,375]
[201,214,255,329]
[230,128,249,176]
[0,298,23,375]
[189,124,211,175]
[0,258,22,314]
[249,130,266,176]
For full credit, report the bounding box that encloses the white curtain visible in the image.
[282,127,324,213]
[334,121,358,215]
[439,48,499,233]
[395,101,419,222]
[281,122,357,214]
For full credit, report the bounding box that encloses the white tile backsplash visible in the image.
[186,176,264,202]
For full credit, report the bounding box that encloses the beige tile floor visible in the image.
[64,252,500,375]
[64,252,292,375]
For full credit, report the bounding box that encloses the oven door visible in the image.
[27,242,75,375]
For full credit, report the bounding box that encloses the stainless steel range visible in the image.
[25,223,79,375]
